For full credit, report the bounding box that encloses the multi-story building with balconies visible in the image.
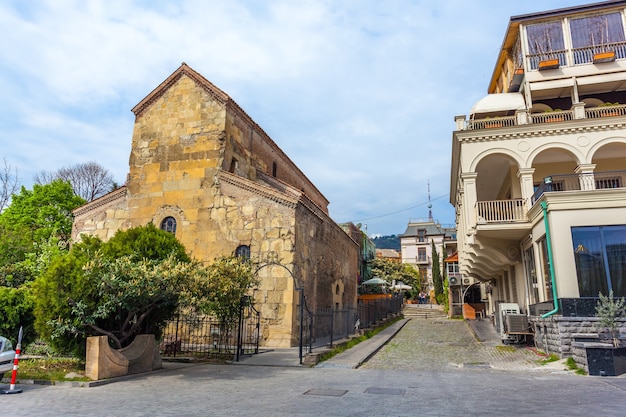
[451,1,626,367]
[400,218,456,295]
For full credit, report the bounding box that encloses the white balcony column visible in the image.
[515,109,530,125]
[572,102,586,120]
[461,172,478,230]
[455,115,466,131]
[517,168,536,210]
[575,164,596,190]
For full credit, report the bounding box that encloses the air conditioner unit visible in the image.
[449,276,460,286]
[497,303,527,344]
[462,278,472,285]
[505,314,529,334]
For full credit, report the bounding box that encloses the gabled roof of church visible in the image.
[132,62,230,116]
[130,62,329,210]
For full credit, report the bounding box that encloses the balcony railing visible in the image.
[465,104,625,130]
[530,110,574,124]
[527,49,568,71]
[526,41,626,69]
[571,41,626,65]
[585,104,626,119]
[531,170,626,203]
[476,199,526,224]
[468,116,516,130]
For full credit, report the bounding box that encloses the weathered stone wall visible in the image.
[71,187,130,241]
[294,197,359,313]
[224,102,329,212]
[72,65,359,348]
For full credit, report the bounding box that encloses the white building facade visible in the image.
[400,219,456,295]
[451,1,626,367]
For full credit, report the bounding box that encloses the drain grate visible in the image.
[463,362,491,368]
[303,389,348,397]
[365,387,406,396]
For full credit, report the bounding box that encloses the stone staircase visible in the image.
[402,303,448,320]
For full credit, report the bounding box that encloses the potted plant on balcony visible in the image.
[544,109,564,122]
[599,102,621,117]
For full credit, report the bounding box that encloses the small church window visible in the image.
[160,216,177,234]
[235,245,250,260]
[272,162,277,177]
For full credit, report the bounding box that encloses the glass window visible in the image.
[526,21,566,69]
[160,216,177,234]
[417,247,427,262]
[570,12,625,64]
[235,245,250,260]
[538,236,553,301]
[572,225,626,297]
[570,13,625,48]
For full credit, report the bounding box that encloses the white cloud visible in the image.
[0,0,594,235]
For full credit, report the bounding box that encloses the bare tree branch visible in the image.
[0,158,19,211]
[35,161,117,202]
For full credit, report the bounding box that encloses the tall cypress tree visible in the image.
[432,241,443,299]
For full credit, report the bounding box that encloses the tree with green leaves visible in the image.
[369,257,421,292]
[32,223,257,354]
[0,285,35,345]
[0,179,85,244]
[0,180,85,287]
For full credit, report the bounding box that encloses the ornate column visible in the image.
[517,167,536,211]
[461,172,478,233]
[575,164,596,190]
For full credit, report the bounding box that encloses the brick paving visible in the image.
[361,317,567,374]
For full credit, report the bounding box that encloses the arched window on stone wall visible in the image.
[160,216,177,234]
[235,245,250,260]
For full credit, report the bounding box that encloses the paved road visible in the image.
[361,318,552,373]
[2,316,625,416]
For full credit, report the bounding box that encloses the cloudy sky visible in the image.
[1,0,593,237]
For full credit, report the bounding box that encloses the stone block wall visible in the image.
[531,316,626,370]
[72,64,359,349]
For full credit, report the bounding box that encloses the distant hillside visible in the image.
[372,235,400,250]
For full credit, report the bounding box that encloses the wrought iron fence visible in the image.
[301,295,403,353]
[160,301,260,361]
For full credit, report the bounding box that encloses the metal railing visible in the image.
[160,301,260,360]
[302,295,403,351]
[532,170,626,203]
[526,49,567,70]
[571,41,626,65]
[475,199,526,224]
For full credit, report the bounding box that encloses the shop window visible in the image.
[572,225,626,297]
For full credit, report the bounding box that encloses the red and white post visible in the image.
[1,326,23,394]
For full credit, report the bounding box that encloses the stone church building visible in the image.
[71,63,359,347]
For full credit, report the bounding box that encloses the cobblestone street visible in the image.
[361,317,562,374]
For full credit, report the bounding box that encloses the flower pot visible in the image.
[585,346,626,376]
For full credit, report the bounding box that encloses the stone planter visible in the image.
[585,345,626,376]
[85,334,162,380]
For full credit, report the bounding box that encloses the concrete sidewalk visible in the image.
[234,319,409,368]
[315,319,409,369]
